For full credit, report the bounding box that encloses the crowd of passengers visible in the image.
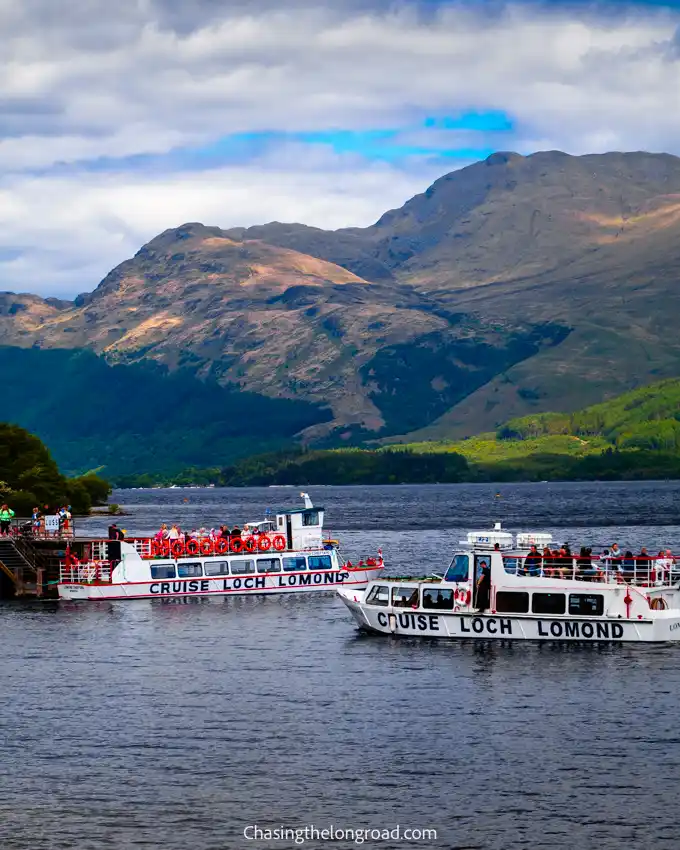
[151,523,264,542]
[511,542,677,579]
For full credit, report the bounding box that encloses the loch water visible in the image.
[2,482,680,850]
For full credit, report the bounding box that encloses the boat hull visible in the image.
[59,566,382,601]
[338,591,680,643]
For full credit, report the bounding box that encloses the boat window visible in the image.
[423,588,454,610]
[178,562,203,578]
[283,556,306,572]
[151,563,176,579]
[366,585,390,606]
[257,557,281,573]
[569,594,604,616]
[392,586,419,608]
[230,559,255,575]
[444,555,469,583]
[302,510,320,527]
[532,593,566,615]
[204,560,230,577]
[496,591,529,613]
[308,555,332,570]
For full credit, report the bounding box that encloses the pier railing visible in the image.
[502,554,678,587]
[7,516,76,540]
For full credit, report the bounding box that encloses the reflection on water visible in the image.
[2,483,680,849]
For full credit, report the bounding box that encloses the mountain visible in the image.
[4,149,680,464]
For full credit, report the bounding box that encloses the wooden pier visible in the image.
[0,535,71,599]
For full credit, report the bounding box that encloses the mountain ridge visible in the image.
[3,149,680,449]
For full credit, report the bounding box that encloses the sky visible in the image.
[3,0,680,297]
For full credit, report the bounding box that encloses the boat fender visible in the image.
[258,536,272,552]
[171,540,184,558]
[186,539,199,556]
[272,534,286,552]
[388,613,397,633]
[200,538,214,556]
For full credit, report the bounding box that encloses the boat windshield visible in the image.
[444,554,469,583]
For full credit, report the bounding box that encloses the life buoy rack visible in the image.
[185,538,199,556]
[230,538,244,553]
[171,540,184,558]
[258,536,272,552]
[200,538,213,556]
[215,538,229,555]
[272,535,286,552]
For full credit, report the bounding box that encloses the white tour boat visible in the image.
[58,495,383,601]
[338,524,680,643]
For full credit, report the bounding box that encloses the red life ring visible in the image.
[244,537,257,553]
[151,540,161,557]
[200,538,214,556]
[185,539,199,556]
[258,536,272,552]
[215,538,229,555]
[171,540,184,558]
[230,538,244,553]
[273,535,286,552]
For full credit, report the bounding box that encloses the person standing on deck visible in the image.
[0,504,15,536]
[476,560,491,613]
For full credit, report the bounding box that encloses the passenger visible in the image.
[0,503,15,536]
[32,506,42,536]
[523,544,541,576]
[542,546,555,577]
[476,560,491,612]
[231,525,241,538]
[622,551,635,573]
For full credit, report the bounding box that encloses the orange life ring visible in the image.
[215,538,229,555]
[273,535,286,552]
[230,538,243,553]
[171,540,184,558]
[258,535,272,552]
[200,538,214,556]
[244,537,257,553]
[650,597,668,611]
[185,539,199,556]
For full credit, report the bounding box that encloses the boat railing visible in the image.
[502,554,677,587]
[59,560,112,584]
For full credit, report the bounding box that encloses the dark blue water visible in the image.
[2,483,680,850]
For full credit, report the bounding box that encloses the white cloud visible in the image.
[0,148,440,295]
[2,1,680,295]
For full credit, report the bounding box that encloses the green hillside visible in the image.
[386,377,680,480]
[0,346,331,476]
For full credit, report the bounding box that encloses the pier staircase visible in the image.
[0,538,41,597]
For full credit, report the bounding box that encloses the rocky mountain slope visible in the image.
[5,149,680,444]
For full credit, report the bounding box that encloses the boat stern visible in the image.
[57,582,94,600]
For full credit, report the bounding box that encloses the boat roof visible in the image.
[277,506,325,515]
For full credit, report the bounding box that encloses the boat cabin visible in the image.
[272,501,326,551]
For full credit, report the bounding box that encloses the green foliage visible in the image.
[361,323,570,435]
[0,422,108,514]
[0,346,331,476]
